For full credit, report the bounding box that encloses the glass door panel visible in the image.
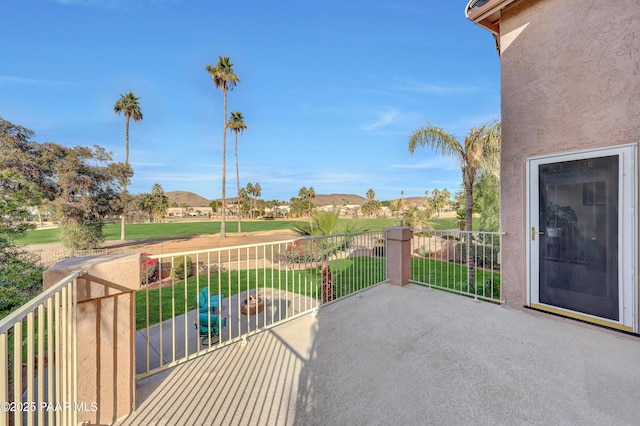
[538,156,619,320]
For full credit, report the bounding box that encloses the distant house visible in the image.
[166,207,213,217]
[467,0,639,333]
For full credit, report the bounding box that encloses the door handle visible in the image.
[531,227,544,240]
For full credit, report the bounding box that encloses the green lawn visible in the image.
[17,220,297,245]
[136,256,386,330]
[411,257,501,300]
[17,217,461,247]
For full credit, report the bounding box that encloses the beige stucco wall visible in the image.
[43,254,140,424]
[498,0,640,307]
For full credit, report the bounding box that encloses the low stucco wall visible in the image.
[43,253,141,424]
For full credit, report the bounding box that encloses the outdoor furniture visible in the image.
[194,288,226,345]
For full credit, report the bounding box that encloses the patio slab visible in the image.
[118,283,640,425]
[135,289,319,374]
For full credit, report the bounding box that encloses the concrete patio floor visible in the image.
[116,283,640,426]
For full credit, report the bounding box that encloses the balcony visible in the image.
[2,228,640,425]
[120,283,640,425]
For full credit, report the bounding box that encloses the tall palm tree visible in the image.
[366,188,375,201]
[409,120,501,288]
[113,91,143,240]
[206,56,240,238]
[228,111,247,232]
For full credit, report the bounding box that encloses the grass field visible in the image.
[17,217,460,246]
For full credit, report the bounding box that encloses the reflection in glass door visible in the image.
[538,156,618,320]
[528,146,636,332]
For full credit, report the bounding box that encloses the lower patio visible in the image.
[116,282,640,425]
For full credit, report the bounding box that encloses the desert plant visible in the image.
[173,256,194,281]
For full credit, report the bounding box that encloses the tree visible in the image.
[142,183,169,223]
[0,119,46,317]
[50,145,125,250]
[298,186,316,216]
[366,188,375,201]
[247,182,261,219]
[409,120,501,289]
[209,199,221,213]
[430,188,449,218]
[206,56,240,238]
[0,117,125,310]
[408,121,501,232]
[361,200,381,217]
[228,111,247,231]
[288,196,308,218]
[475,173,500,232]
[113,91,143,240]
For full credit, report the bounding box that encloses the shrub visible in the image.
[59,220,104,250]
[452,241,500,269]
[172,256,193,280]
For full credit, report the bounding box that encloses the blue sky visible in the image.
[1,0,500,202]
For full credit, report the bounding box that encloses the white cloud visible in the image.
[0,75,73,87]
[360,110,399,131]
[395,77,479,96]
[391,159,460,171]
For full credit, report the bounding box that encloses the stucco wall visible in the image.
[498,0,640,307]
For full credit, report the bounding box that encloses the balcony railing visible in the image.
[1,227,507,424]
[410,229,503,303]
[0,269,84,426]
[136,230,387,378]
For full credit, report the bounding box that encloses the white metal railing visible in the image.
[410,229,503,303]
[137,231,386,378]
[0,269,84,426]
[33,244,251,269]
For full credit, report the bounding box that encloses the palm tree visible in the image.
[408,121,501,231]
[409,120,501,288]
[113,91,143,240]
[206,56,240,238]
[366,188,375,201]
[251,182,261,219]
[228,111,247,232]
[301,187,316,216]
[297,186,316,217]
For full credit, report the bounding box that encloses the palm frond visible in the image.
[408,124,463,159]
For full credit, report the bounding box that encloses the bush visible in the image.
[172,256,193,280]
[59,220,104,250]
[453,241,500,269]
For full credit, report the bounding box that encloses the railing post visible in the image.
[385,227,413,286]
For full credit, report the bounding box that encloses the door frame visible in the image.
[526,144,638,333]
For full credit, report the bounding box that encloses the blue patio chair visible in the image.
[194,288,226,345]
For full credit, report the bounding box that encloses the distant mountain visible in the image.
[166,191,211,207]
[311,194,368,206]
[168,191,376,207]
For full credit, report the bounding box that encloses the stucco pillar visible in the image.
[385,227,413,286]
[43,253,141,425]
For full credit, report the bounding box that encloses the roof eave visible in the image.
[465,0,520,35]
